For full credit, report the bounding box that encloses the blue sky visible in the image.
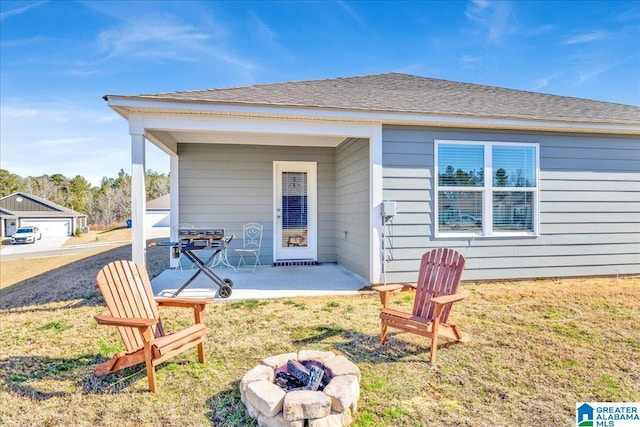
[1,0,639,186]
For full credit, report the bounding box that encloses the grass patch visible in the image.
[39,321,72,333]
[283,299,306,310]
[0,248,638,426]
[229,299,269,309]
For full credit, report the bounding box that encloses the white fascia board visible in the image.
[106,96,640,135]
[136,113,381,139]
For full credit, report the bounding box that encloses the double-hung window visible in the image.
[435,140,539,237]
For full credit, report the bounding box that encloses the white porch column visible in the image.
[130,131,147,266]
[169,153,180,268]
[370,125,383,284]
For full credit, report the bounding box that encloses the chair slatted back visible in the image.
[96,260,165,352]
[412,248,466,322]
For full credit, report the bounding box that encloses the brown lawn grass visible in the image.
[63,227,132,246]
[0,246,638,426]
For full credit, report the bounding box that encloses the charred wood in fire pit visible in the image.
[287,360,324,391]
[306,365,324,391]
[275,371,306,391]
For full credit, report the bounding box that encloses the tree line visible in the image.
[0,168,169,226]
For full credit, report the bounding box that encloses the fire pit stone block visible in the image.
[283,390,331,421]
[257,412,304,427]
[308,409,353,427]
[297,349,336,364]
[323,355,361,382]
[240,364,275,403]
[261,352,298,369]
[246,380,287,418]
[323,374,360,413]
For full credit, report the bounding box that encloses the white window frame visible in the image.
[434,139,540,238]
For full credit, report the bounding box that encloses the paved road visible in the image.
[0,242,129,260]
[0,236,70,258]
[0,236,132,260]
[0,227,170,260]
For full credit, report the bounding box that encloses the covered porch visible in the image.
[151,263,369,300]
[105,95,386,285]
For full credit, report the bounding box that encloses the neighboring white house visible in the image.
[0,192,88,237]
[146,194,170,228]
[104,73,640,284]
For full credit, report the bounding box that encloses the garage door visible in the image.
[21,219,71,237]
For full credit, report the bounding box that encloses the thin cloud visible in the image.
[533,70,565,90]
[31,137,97,149]
[577,63,617,84]
[616,4,640,21]
[95,14,255,70]
[564,30,609,45]
[97,16,209,60]
[95,115,120,124]
[464,0,514,43]
[2,100,116,125]
[249,13,280,51]
[1,104,69,123]
[0,0,47,21]
[535,77,550,89]
[460,55,481,69]
[1,106,39,119]
[336,0,368,28]
[523,24,555,37]
[0,35,47,48]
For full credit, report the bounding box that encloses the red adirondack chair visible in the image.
[377,248,470,363]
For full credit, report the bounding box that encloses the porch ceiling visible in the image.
[148,129,347,148]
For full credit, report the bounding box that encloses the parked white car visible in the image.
[11,226,42,244]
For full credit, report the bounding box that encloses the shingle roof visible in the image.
[146,194,169,210]
[124,73,640,125]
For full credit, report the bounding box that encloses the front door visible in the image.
[274,161,317,261]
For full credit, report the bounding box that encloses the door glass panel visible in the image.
[281,172,308,248]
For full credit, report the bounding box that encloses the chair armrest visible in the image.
[374,283,416,308]
[156,297,215,307]
[373,283,416,293]
[431,291,469,305]
[156,297,213,324]
[94,314,158,328]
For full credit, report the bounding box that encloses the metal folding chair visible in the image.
[235,222,263,272]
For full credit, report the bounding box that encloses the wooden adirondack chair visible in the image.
[377,248,470,363]
[94,260,214,392]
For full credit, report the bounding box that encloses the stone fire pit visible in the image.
[240,350,360,427]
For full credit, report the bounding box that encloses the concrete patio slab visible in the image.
[151,264,369,301]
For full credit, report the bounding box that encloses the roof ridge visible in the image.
[131,72,401,97]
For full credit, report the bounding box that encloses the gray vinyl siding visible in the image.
[381,126,640,282]
[178,143,336,264]
[0,195,56,212]
[335,138,370,280]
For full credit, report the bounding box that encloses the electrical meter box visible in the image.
[381,201,397,217]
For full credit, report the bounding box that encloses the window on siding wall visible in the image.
[435,140,539,237]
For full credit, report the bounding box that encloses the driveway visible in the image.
[0,236,70,258]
